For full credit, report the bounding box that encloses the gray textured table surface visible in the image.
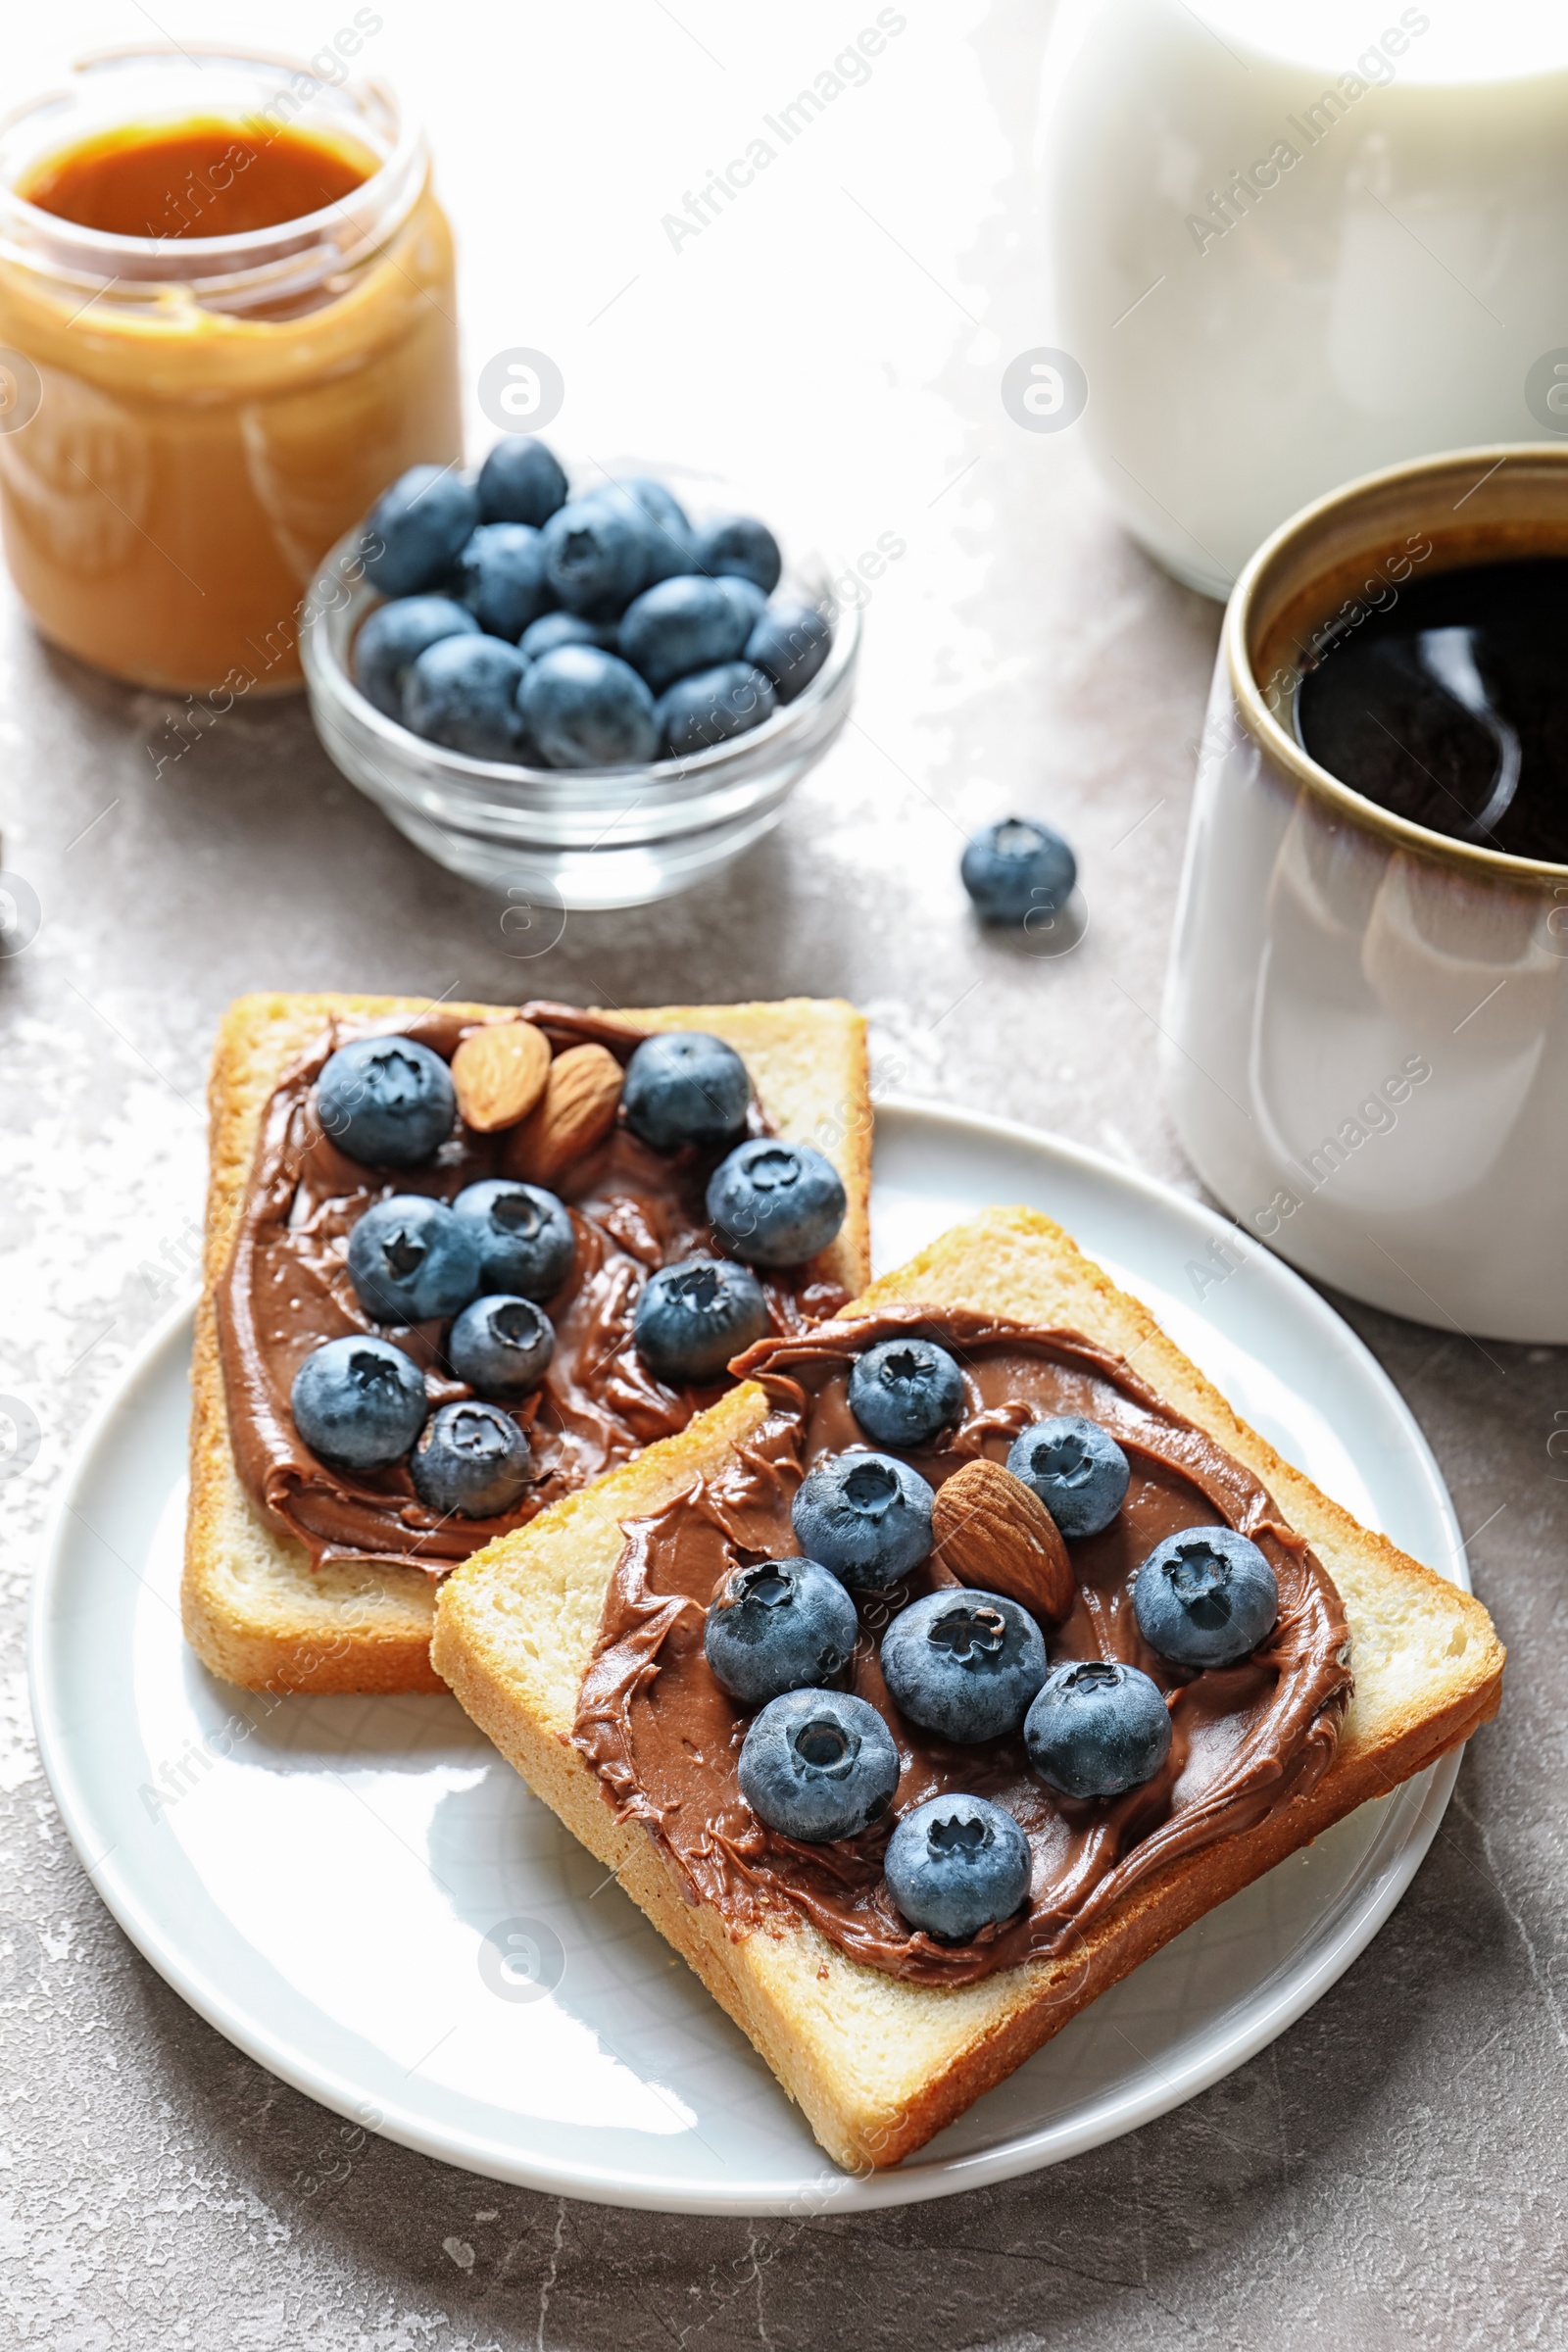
[4,5,1562,2345]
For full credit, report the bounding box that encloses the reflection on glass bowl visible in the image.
[300,481,860,912]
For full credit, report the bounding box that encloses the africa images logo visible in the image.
[1184,9,1430,256]
[661,10,907,253]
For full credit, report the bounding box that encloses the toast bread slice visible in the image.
[431,1204,1504,2172]
[183,991,870,1696]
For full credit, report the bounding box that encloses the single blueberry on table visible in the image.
[316,1034,456,1168]
[404,634,528,761]
[518,645,659,769]
[960,817,1077,926]
[745,599,832,703]
[693,513,782,595]
[880,1588,1047,1742]
[410,1399,532,1518]
[633,1258,769,1385]
[476,436,568,528]
[657,661,776,758]
[884,1793,1032,1941]
[847,1336,965,1447]
[791,1450,934,1590]
[347,1195,482,1324]
[738,1689,900,1842]
[290,1335,426,1469]
[617,575,760,695]
[452,1179,575,1298]
[354,595,478,718]
[540,492,653,617]
[799,1448,930,1599]
[1024,1659,1172,1798]
[361,465,479,599]
[454,522,554,641]
[704,1557,859,1708]
[621,1030,750,1152]
[1006,1416,1130,1540]
[707,1138,847,1267]
[1132,1526,1279,1669]
[517,612,615,665]
[448,1294,555,1397]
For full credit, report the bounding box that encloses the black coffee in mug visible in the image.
[1294,556,1568,862]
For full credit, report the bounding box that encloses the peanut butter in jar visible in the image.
[0,43,462,696]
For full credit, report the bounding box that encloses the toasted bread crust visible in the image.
[432,1205,1505,2172]
[183,992,871,1695]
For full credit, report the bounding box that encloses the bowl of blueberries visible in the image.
[301,434,859,911]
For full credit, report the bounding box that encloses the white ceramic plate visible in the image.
[29,1101,1467,2216]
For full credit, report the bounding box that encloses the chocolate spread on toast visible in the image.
[216,1005,846,1571]
[573,1310,1352,1986]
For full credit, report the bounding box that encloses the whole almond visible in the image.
[932,1456,1075,1625]
[452,1020,551,1132]
[505,1043,623,1186]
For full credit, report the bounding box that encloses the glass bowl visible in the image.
[300,473,861,911]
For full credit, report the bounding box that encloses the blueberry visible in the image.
[704,1557,859,1707]
[713,575,767,638]
[737,1689,900,1841]
[1024,1659,1172,1798]
[518,646,659,769]
[693,514,782,594]
[657,662,776,758]
[354,595,479,718]
[454,522,554,641]
[618,575,760,695]
[517,612,616,664]
[604,478,693,583]
[880,1588,1047,1742]
[846,1337,964,1447]
[410,1399,532,1517]
[290,1335,426,1469]
[404,634,527,760]
[745,599,832,704]
[960,817,1077,926]
[317,1035,456,1168]
[1132,1527,1279,1669]
[1006,1416,1130,1540]
[540,493,653,617]
[791,1451,934,1590]
[621,1030,750,1151]
[476,436,568,528]
[620,476,690,538]
[451,1179,575,1298]
[448,1294,555,1397]
[707,1138,846,1267]
[362,465,479,599]
[632,1258,769,1385]
[347,1195,482,1323]
[884,1793,1032,1941]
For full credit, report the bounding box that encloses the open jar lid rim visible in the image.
[0,42,426,294]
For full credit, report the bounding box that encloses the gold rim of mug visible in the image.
[1224,441,1568,885]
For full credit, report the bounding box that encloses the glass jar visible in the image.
[0,44,461,694]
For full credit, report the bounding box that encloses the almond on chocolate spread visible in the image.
[449,1019,551,1132]
[931,1455,1074,1624]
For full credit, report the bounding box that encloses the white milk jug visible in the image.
[1039,0,1568,594]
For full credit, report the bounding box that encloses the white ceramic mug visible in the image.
[1162,444,1568,1344]
[1040,0,1568,595]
